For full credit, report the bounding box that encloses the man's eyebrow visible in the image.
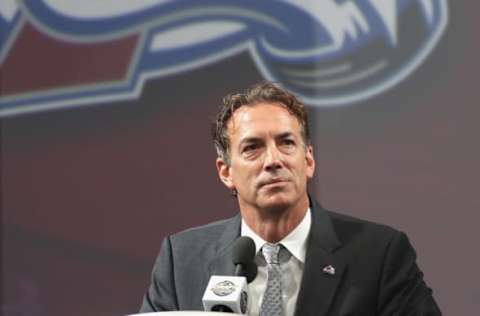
[277,132,294,139]
[238,132,296,147]
[238,137,263,146]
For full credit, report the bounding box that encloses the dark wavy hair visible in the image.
[212,82,311,164]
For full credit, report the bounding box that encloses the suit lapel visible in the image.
[294,201,347,316]
[206,214,242,277]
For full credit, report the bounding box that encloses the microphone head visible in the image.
[232,236,258,283]
[232,236,256,265]
[242,262,258,283]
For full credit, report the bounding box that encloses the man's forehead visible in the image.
[227,103,300,135]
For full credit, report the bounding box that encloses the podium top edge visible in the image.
[127,312,244,316]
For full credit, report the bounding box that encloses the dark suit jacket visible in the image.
[140,201,441,315]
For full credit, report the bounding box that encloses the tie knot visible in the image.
[262,243,281,264]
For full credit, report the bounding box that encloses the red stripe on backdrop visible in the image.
[0,22,138,95]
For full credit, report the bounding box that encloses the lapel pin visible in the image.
[322,265,335,275]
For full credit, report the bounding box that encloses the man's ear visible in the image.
[216,157,235,190]
[305,145,315,179]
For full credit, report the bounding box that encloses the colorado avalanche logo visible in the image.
[0,0,448,116]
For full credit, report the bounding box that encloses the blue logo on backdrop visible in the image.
[0,0,448,116]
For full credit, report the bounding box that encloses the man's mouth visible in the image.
[259,178,288,187]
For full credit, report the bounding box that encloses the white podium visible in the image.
[127,312,244,316]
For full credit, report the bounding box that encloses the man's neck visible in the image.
[239,195,309,243]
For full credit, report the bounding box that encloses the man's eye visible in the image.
[243,144,258,152]
[282,139,295,146]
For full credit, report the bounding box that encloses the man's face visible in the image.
[216,102,315,213]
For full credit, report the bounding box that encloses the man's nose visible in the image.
[264,145,282,171]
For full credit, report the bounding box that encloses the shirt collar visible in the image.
[241,208,311,263]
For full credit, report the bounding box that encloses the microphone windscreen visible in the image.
[243,262,257,283]
[232,236,256,265]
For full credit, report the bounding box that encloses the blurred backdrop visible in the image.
[1,1,479,315]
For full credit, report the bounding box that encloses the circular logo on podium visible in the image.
[240,291,248,314]
[212,280,237,296]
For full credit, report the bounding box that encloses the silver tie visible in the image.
[260,243,284,316]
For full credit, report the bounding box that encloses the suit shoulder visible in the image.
[169,216,238,243]
[161,216,239,263]
[324,209,403,241]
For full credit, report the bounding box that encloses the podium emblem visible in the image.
[212,280,237,296]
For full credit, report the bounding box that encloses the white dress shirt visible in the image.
[241,208,311,316]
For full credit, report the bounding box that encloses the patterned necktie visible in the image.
[260,243,283,316]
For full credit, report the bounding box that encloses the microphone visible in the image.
[202,236,257,314]
[233,236,258,282]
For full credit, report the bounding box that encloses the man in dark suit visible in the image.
[140,82,441,315]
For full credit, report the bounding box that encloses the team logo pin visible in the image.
[322,265,335,275]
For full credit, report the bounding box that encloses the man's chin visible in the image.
[258,194,293,213]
